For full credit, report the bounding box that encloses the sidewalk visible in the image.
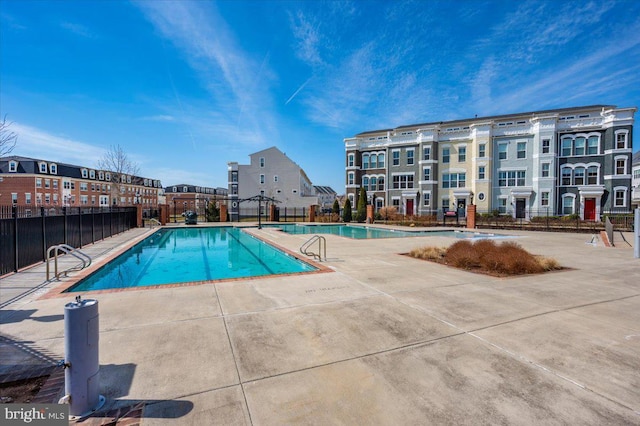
[1,225,639,424]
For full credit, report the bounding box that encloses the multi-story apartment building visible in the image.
[164,184,228,214]
[632,151,640,210]
[345,105,635,221]
[227,146,320,220]
[0,156,162,210]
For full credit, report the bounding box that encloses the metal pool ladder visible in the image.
[300,235,326,261]
[148,218,161,228]
[46,244,92,281]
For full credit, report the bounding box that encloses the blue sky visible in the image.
[1,0,639,193]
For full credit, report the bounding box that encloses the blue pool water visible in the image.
[268,224,503,239]
[68,227,316,292]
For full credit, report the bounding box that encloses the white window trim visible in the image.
[49,163,57,174]
[391,149,401,166]
[8,160,18,172]
[562,193,576,215]
[614,155,628,176]
[613,186,628,207]
[497,143,508,160]
[614,129,629,150]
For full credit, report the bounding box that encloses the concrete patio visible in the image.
[1,224,639,425]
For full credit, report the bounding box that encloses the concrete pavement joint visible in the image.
[213,282,254,426]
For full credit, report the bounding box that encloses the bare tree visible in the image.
[0,115,18,157]
[97,145,140,206]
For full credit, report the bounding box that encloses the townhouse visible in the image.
[227,146,325,220]
[344,105,636,221]
[632,151,640,210]
[0,156,162,210]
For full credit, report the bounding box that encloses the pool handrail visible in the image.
[46,244,92,281]
[300,235,326,262]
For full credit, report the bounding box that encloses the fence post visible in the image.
[633,208,639,258]
[78,207,83,248]
[12,205,18,272]
[41,207,47,262]
[91,207,96,244]
[63,206,68,246]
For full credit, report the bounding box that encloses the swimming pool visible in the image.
[268,224,504,239]
[67,227,317,292]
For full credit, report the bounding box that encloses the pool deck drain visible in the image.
[1,223,639,424]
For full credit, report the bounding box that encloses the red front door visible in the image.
[584,198,596,221]
[406,199,414,216]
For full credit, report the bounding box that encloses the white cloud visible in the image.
[289,10,324,67]
[135,1,278,149]
[60,21,93,38]
[9,123,106,166]
[140,115,175,122]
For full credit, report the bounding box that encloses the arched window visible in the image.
[377,176,385,191]
[363,176,369,189]
[370,154,377,169]
[370,177,377,191]
[362,154,370,169]
[377,153,385,168]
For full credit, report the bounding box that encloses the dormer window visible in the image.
[172,187,177,192]
[99,171,104,180]
[183,186,188,192]
[89,169,95,179]
[127,175,132,184]
[81,168,88,178]
[8,160,18,172]
[39,162,48,173]
[105,172,111,181]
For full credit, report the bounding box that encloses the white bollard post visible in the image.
[62,297,105,418]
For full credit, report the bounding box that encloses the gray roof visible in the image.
[314,186,337,195]
[633,151,640,165]
[355,105,617,136]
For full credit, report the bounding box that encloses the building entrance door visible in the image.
[406,199,414,216]
[584,198,596,221]
[457,199,466,218]
[515,198,526,219]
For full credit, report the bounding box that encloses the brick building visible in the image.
[0,156,162,210]
[164,183,228,216]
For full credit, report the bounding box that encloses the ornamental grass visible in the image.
[409,239,562,276]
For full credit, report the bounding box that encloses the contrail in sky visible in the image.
[285,77,312,105]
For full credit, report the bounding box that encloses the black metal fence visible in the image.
[234,206,309,223]
[0,206,138,276]
[367,206,634,233]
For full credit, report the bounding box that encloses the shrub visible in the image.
[356,187,367,222]
[537,256,560,271]
[409,239,561,276]
[379,206,400,221]
[481,242,543,275]
[332,199,340,215]
[445,240,480,269]
[409,246,446,260]
[342,198,352,223]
